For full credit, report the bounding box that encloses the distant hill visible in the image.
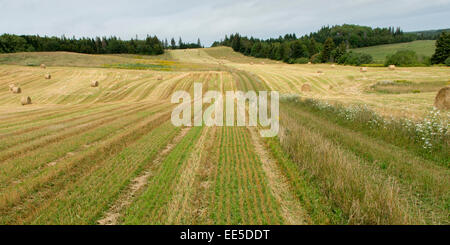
[212,24,443,65]
[407,28,450,40]
[351,40,436,63]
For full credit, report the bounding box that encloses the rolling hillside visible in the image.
[351,40,436,63]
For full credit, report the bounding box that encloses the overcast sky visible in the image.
[0,0,449,46]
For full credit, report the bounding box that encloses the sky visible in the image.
[0,0,449,46]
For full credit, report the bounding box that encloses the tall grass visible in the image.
[278,110,420,224]
[281,95,449,167]
[264,136,346,224]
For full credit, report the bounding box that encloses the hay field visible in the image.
[224,60,449,117]
[0,47,448,225]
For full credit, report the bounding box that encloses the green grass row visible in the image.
[121,126,203,224]
[209,127,283,224]
[30,122,179,224]
[0,105,171,223]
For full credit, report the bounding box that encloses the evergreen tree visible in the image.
[231,34,241,52]
[250,42,262,57]
[291,40,307,58]
[170,38,176,49]
[332,42,347,61]
[272,43,282,60]
[178,37,183,49]
[281,42,291,61]
[431,32,450,64]
[320,37,335,62]
[309,38,318,57]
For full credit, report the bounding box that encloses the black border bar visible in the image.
[0,225,447,243]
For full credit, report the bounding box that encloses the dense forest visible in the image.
[0,34,204,55]
[212,24,429,64]
[0,34,168,55]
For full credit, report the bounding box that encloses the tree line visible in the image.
[212,24,424,65]
[0,34,166,55]
[0,34,205,55]
[410,28,450,40]
[163,37,203,49]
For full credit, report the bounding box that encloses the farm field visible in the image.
[0,47,448,225]
[351,40,436,63]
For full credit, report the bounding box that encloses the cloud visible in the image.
[0,0,449,46]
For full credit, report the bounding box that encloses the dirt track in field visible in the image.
[97,127,191,225]
[248,127,309,225]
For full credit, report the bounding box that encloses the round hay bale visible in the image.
[8,84,15,92]
[331,64,336,68]
[388,65,396,70]
[317,70,323,74]
[45,74,51,79]
[91,81,99,87]
[157,75,163,81]
[360,67,368,72]
[250,62,254,65]
[40,64,46,69]
[261,62,265,65]
[307,62,312,65]
[434,87,450,110]
[301,84,311,92]
[12,86,21,93]
[21,96,31,105]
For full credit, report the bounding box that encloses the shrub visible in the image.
[310,53,321,64]
[394,80,412,84]
[294,57,309,64]
[445,57,450,66]
[420,56,432,66]
[384,50,429,67]
[358,53,373,65]
[363,63,384,67]
[337,51,373,66]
